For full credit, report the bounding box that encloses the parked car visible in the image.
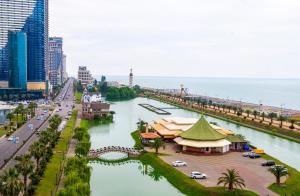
[261,160,275,167]
[190,171,207,179]
[7,136,13,141]
[249,153,261,159]
[172,160,187,167]
[243,152,252,157]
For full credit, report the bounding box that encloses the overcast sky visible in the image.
[50,0,300,78]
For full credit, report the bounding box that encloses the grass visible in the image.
[260,153,300,195]
[35,110,78,196]
[75,91,82,104]
[131,130,144,149]
[0,127,7,137]
[139,153,257,196]
[149,95,300,144]
[130,130,257,196]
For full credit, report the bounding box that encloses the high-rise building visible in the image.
[62,54,68,82]
[0,0,48,85]
[78,66,93,86]
[48,37,63,87]
[8,31,27,90]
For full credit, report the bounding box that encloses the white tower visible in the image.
[129,68,133,88]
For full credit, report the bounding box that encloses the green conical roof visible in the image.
[180,115,225,141]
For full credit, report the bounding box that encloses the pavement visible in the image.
[0,78,75,172]
[146,143,281,196]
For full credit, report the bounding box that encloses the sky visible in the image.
[50,0,300,78]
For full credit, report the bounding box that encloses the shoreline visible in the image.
[146,95,300,144]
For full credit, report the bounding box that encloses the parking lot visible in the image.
[148,143,283,196]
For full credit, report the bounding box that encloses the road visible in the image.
[0,78,75,171]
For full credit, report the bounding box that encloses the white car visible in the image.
[7,136,13,141]
[190,171,207,179]
[172,160,187,167]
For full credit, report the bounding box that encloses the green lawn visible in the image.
[35,110,78,196]
[75,91,82,104]
[261,153,300,195]
[139,153,257,196]
[0,127,7,137]
[130,130,257,196]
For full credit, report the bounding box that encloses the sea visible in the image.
[97,75,300,111]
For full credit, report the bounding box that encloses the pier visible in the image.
[139,103,171,115]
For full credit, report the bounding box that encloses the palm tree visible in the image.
[289,119,296,129]
[0,168,23,196]
[14,104,24,128]
[252,110,259,119]
[261,112,266,121]
[152,138,164,154]
[28,102,38,117]
[268,112,277,125]
[217,169,245,191]
[278,115,286,128]
[6,113,14,131]
[268,165,288,185]
[245,110,251,118]
[29,142,45,171]
[15,154,34,195]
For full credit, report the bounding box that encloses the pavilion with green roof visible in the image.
[174,115,232,154]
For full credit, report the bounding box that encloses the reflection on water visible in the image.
[99,152,128,161]
[89,97,300,195]
[90,161,182,196]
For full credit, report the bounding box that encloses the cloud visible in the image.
[50,0,300,78]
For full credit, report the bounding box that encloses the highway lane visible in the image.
[0,78,75,171]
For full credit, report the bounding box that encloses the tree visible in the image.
[268,165,288,185]
[261,112,266,121]
[0,168,23,196]
[278,115,287,128]
[289,119,296,129]
[6,113,14,131]
[152,138,164,154]
[15,104,24,128]
[29,142,45,172]
[28,102,38,117]
[252,110,259,119]
[245,110,251,118]
[268,112,277,124]
[217,169,245,191]
[15,154,34,195]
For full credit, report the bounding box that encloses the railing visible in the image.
[88,146,143,158]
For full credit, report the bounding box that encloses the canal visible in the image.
[89,97,300,195]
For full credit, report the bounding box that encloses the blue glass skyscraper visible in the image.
[8,31,27,90]
[0,0,48,83]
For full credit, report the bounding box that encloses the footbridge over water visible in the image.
[88,146,143,159]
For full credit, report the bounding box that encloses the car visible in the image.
[249,153,261,159]
[172,160,187,167]
[190,171,207,179]
[261,160,275,167]
[7,136,13,141]
[43,110,48,113]
[59,108,62,111]
[242,152,252,157]
[65,116,70,120]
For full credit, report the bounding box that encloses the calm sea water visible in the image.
[101,76,300,110]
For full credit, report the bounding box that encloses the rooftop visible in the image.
[180,115,225,141]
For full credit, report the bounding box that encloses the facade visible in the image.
[81,93,110,120]
[0,0,48,83]
[48,37,63,87]
[78,66,93,86]
[8,31,27,89]
[129,68,133,88]
[62,54,67,82]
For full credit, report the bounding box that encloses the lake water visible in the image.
[89,97,300,195]
[102,75,300,110]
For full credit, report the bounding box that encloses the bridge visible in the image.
[88,146,143,159]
